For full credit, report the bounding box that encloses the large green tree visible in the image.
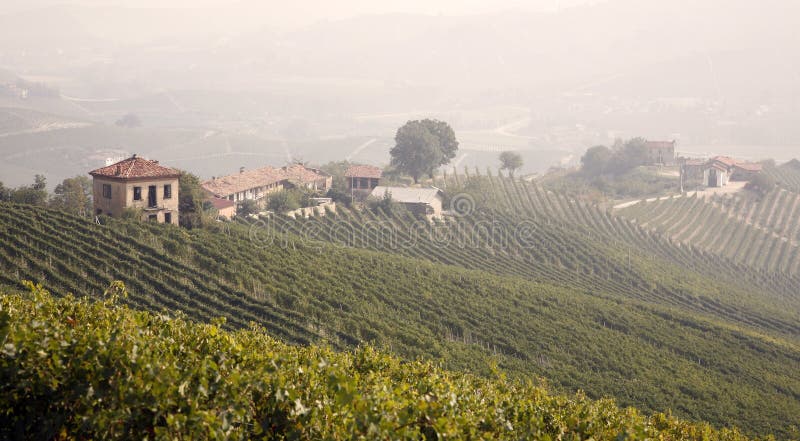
[267,190,300,213]
[499,151,524,176]
[580,145,613,176]
[178,172,207,229]
[581,138,651,177]
[390,119,458,183]
[50,176,92,215]
[237,199,261,217]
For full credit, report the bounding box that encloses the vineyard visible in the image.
[767,159,800,193]
[258,171,800,339]
[1,195,800,435]
[1,286,761,440]
[618,189,800,275]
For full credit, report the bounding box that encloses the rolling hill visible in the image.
[1,192,800,436]
[767,160,800,193]
[618,189,800,275]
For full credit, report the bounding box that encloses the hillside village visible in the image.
[78,137,772,227]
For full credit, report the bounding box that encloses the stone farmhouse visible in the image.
[89,154,180,225]
[201,164,332,205]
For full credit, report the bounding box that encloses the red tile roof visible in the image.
[705,156,762,172]
[202,166,285,197]
[208,197,235,210]
[345,165,383,179]
[201,164,328,197]
[709,156,738,168]
[90,155,181,180]
[282,164,330,184]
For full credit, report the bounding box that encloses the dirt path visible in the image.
[613,181,747,210]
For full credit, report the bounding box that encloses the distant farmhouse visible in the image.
[370,186,444,218]
[89,154,180,225]
[702,156,762,188]
[644,140,677,166]
[345,165,382,195]
[202,164,331,205]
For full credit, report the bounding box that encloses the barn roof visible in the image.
[202,166,284,197]
[201,164,327,197]
[345,165,383,179]
[705,156,762,172]
[282,164,329,184]
[708,156,738,168]
[89,155,181,180]
[370,186,442,205]
[208,197,235,210]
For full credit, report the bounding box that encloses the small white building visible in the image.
[702,156,762,188]
[370,186,444,218]
[703,163,729,188]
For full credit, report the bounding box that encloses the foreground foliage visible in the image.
[0,285,766,440]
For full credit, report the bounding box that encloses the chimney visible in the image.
[115,166,121,176]
[132,153,137,159]
[240,166,245,174]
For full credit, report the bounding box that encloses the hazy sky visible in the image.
[2,0,600,28]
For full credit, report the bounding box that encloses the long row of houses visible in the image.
[88,156,444,223]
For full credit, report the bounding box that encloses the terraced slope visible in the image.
[618,190,800,275]
[1,204,800,435]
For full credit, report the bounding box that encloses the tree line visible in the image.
[0,175,92,215]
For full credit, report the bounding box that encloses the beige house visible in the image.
[345,165,382,195]
[89,155,181,225]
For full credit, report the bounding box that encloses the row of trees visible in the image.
[0,175,92,215]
